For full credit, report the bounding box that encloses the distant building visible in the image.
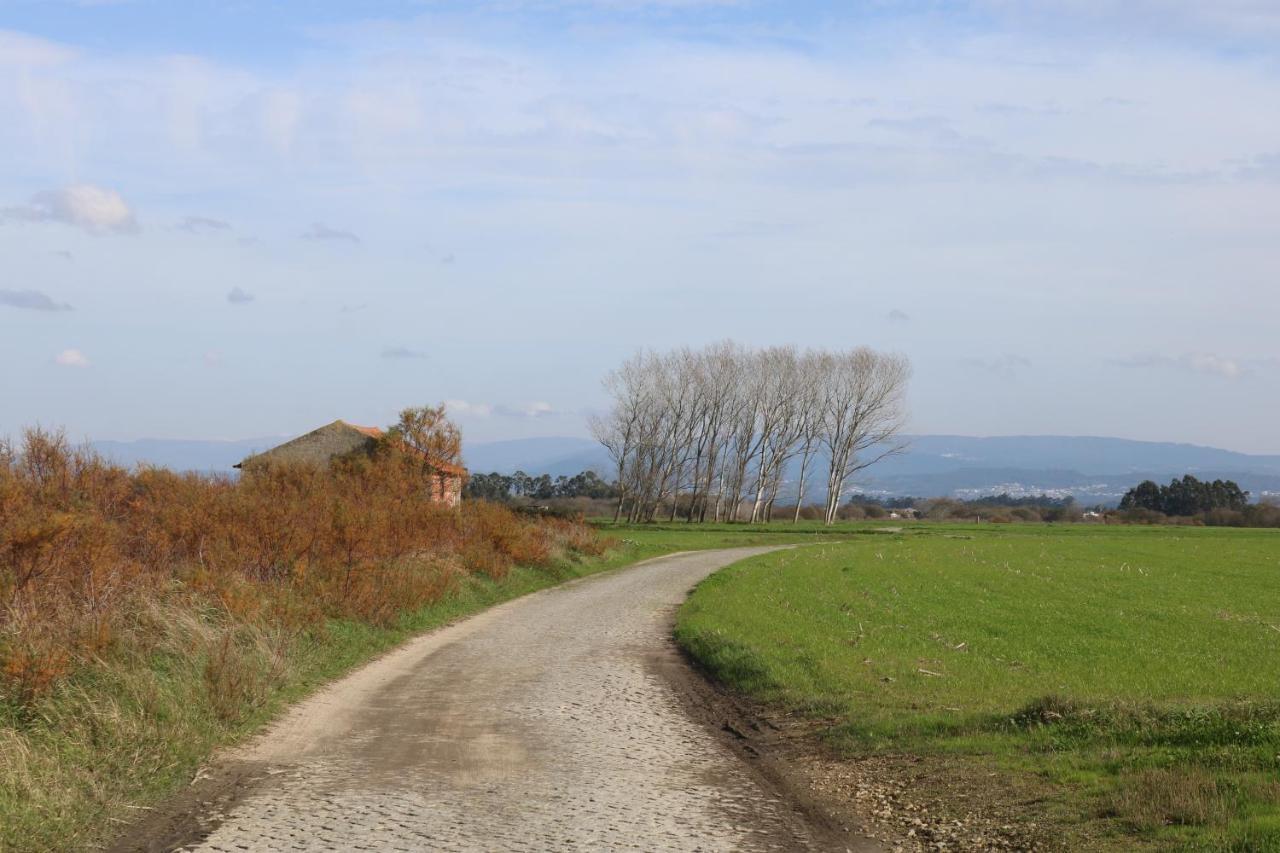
[888,508,920,520]
[235,419,466,507]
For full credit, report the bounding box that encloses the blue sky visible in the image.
[2,0,1278,452]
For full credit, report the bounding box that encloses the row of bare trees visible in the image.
[590,342,911,525]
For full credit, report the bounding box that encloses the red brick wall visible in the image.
[430,473,463,508]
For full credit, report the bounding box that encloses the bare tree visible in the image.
[593,341,911,526]
[591,355,653,522]
[749,346,801,523]
[791,354,824,523]
[818,349,912,525]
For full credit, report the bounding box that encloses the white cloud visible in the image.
[258,87,302,155]
[2,184,138,234]
[0,30,76,67]
[975,0,1280,40]
[501,401,556,418]
[1109,352,1249,379]
[0,13,1277,451]
[452,400,556,418]
[446,399,495,417]
[53,348,89,368]
[1186,353,1243,379]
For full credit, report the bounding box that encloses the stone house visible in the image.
[235,419,466,507]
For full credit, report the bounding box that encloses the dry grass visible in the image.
[1107,769,1280,832]
[0,426,610,850]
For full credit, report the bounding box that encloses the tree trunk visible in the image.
[712,471,724,522]
[824,462,842,526]
[793,447,812,523]
[749,441,768,523]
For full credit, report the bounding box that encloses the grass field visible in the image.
[675,524,1280,851]
[600,519,902,555]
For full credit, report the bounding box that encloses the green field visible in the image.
[675,524,1280,851]
[599,519,901,556]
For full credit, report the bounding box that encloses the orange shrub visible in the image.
[1,640,70,711]
[0,427,605,708]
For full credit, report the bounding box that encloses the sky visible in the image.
[1,0,1278,453]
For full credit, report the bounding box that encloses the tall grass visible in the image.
[0,427,608,850]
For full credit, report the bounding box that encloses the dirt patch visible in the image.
[665,647,1060,852]
[802,752,1063,852]
[648,613,881,852]
[104,762,269,853]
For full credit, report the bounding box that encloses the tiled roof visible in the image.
[344,422,385,439]
[427,458,469,478]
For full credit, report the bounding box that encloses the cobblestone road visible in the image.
[159,549,853,852]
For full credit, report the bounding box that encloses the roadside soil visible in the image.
[670,653,1066,853]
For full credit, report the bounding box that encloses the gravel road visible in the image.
[121,548,875,852]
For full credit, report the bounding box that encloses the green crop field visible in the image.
[675,524,1280,851]
[596,519,907,557]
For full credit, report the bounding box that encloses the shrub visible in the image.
[0,427,605,710]
[796,505,823,521]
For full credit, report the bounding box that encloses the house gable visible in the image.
[236,420,380,469]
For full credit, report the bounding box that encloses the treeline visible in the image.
[464,470,619,502]
[848,492,1078,510]
[1119,474,1279,527]
[844,493,1081,523]
[592,341,911,525]
[965,493,1078,509]
[1120,475,1248,515]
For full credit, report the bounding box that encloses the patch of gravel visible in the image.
[803,755,1050,852]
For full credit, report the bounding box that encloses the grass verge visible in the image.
[674,524,1280,851]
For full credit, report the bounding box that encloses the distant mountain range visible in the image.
[92,437,282,474]
[91,433,1280,505]
[460,434,1280,505]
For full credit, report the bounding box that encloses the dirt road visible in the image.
[118,548,877,852]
